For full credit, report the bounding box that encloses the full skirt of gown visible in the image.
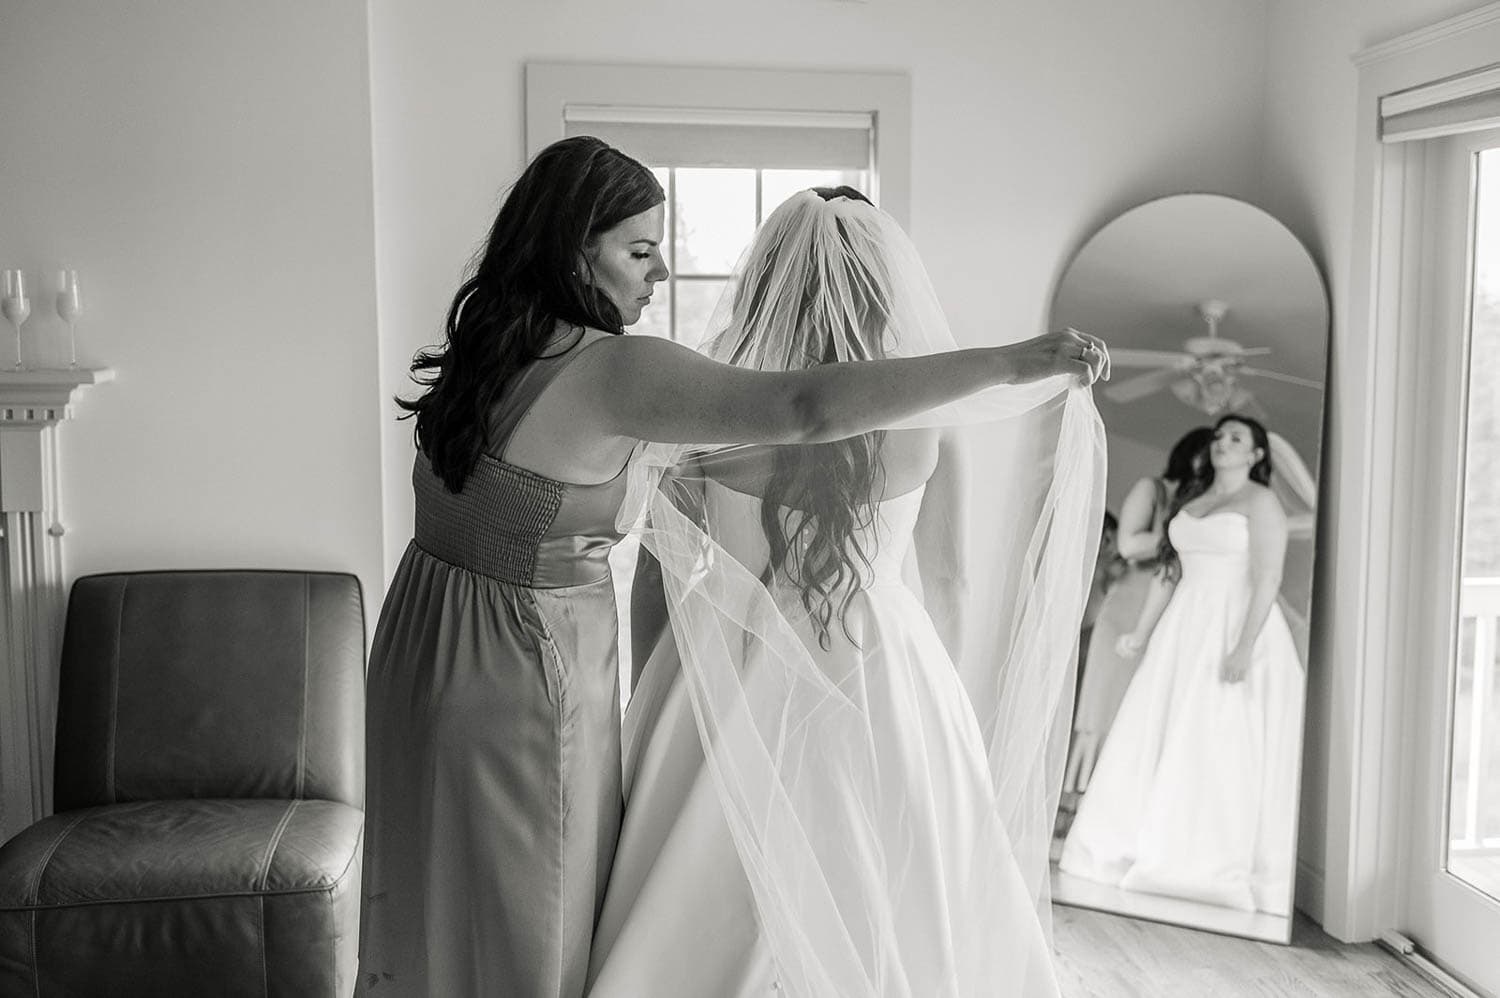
[586,486,1060,997]
[1058,511,1304,915]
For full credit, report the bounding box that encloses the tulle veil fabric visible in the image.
[1267,430,1317,659]
[617,191,1106,995]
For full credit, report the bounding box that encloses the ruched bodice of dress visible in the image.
[411,346,628,590]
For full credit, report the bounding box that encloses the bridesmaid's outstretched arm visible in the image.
[1115,477,1165,561]
[578,329,1105,447]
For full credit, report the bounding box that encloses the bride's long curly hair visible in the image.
[729,186,890,649]
[398,137,664,493]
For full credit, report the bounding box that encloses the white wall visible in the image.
[19,0,1430,931]
[0,2,384,608]
[1261,0,1488,931]
[368,0,1274,576]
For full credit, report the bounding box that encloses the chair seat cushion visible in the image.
[0,799,362,996]
[0,798,362,909]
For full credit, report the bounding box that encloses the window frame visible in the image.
[524,62,911,230]
[645,164,872,344]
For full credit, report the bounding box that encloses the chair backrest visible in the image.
[53,570,365,811]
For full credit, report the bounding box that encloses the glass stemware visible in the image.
[56,270,82,369]
[1,270,31,371]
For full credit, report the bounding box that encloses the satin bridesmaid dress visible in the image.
[359,339,628,997]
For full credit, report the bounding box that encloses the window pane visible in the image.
[674,279,729,349]
[760,169,871,222]
[1449,148,1500,901]
[674,169,755,274]
[652,166,672,257]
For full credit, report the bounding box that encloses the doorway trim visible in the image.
[1328,1,1500,942]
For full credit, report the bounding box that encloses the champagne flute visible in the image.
[2,270,30,371]
[56,270,82,369]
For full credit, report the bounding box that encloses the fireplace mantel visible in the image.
[0,367,112,841]
[0,368,114,423]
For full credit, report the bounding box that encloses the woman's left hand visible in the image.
[1220,645,1253,684]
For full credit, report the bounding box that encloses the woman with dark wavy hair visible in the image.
[358,139,1108,997]
[1059,414,1305,917]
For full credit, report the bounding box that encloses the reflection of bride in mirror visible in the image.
[1062,426,1213,798]
[1058,415,1305,915]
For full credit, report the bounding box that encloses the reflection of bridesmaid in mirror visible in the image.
[1078,511,1125,675]
[1062,426,1213,796]
[1058,414,1305,916]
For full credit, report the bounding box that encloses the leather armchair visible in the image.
[0,570,365,997]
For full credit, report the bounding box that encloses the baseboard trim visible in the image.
[1378,932,1494,998]
[1295,857,1326,924]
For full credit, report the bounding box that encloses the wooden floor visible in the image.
[1052,904,1457,998]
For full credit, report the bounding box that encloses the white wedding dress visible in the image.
[586,479,1061,997]
[1057,511,1304,915]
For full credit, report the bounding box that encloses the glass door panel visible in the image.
[1402,129,1500,997]
[1451,148,1500,904]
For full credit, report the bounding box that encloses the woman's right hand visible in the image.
[999,328,1110,386]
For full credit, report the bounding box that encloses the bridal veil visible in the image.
[617,191,1106,996]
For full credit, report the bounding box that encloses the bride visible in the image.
[586,187,1106,997]
[1058,414,1304,915]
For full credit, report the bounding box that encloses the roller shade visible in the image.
[562,105,873,170]
[1382,63,1500,142]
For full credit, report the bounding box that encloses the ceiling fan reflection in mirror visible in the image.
[1105,300,1321,416]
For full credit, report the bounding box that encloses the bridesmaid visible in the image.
[1062,425,1212,796]
[356,135,1109,998]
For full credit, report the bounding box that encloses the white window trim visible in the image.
[525,62,911,229]
[1329,1,1500,942]
[563,105,874,132]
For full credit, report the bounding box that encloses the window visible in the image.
[1447,145,1500,902]
[525,62,908,693]
[526,62,909,223]
[632,165,870,346]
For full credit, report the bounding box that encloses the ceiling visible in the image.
[1052,193,1329,470]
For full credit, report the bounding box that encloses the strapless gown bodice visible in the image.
[1170,509,1251,590]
